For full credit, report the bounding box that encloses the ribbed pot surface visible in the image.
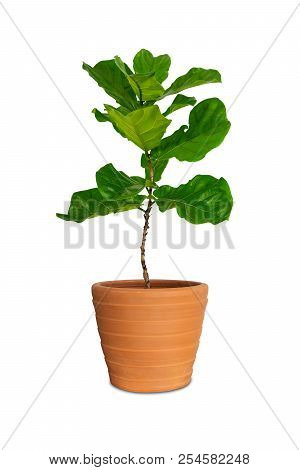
[92,279,208,393]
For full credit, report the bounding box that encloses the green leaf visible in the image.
[114,56,133,75]
[161,67,221,98]
[150,98,230,181]
[57,163,147,223]
[133,49,171,83]
[56,188,146,223]
[92,108,111,123]
[96,163,145,200]
[105,104,171,151]
[163,94,196,116]
[115,55,164,101]
[116,106,131,115]
[114,56,140,97]
[92,106,130,139]
[128,73,165,101]
[92,106,129,121]
[154,175,233,224]
[82,59,138,110]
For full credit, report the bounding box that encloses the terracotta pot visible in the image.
[92,279,208,393]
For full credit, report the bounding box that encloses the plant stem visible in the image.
[140,152,154,288]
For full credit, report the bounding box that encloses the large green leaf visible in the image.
[133,49,171,83]
[163,94,196,116]
[96,163,145,199]
[82,59,138,110]
[57,163,147,223]
[105,104,171,151]
[115,56,164,101]
[149,98,230,181]
[56,189,146,223]
[161,67,221,98]
[154,175,233,224]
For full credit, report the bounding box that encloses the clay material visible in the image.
[92,279,208,393]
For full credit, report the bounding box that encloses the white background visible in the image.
[1,0,300,468]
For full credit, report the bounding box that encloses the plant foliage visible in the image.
[58,49,233,230]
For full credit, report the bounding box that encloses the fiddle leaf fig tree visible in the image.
[57,49,233,288]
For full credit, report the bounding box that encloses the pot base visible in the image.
[109,375,191,393]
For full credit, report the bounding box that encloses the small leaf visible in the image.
[92,106,129,122]
[92,108,111,123]
[141,153,169,183]
[56,188,146,223]
[163,94,196,116]
[82,59,138,110]
[96,163,145,200]
[114,55,133,75]
[114,56,140,98]
[105,104,171,151]
[92,106,130,138]
[154,175,233,224]
[128,73,165,101]
[161,67,221,98]
[115,55,164,101]
[133,49,171,83]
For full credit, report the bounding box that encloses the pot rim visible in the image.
[92,279,207,292]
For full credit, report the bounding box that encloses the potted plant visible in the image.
[57,49,233,393]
